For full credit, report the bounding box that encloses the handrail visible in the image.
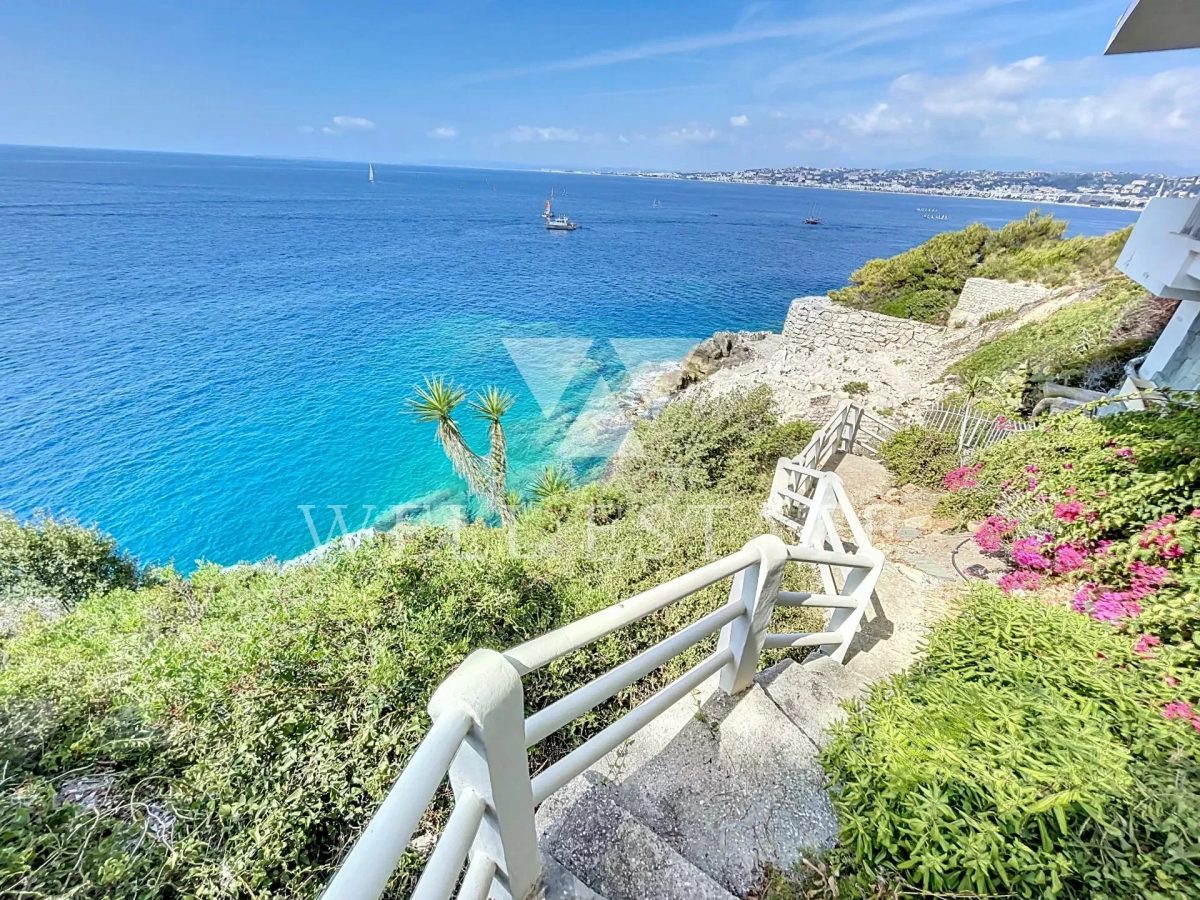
[321,707,473,900]
[504,545,760,676]
[524,598,743,747]
[323,403,887,900]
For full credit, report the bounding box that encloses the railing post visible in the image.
[428,649,539,900]
[763,457,792,520]
[718,534,791,694]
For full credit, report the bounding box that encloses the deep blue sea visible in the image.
[0,146,1137,570]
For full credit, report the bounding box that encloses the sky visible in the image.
[1,0,1197,173]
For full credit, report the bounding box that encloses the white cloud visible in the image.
[506,125,582,143]
[729,114,750,128]
[841,102,912,137]
[661,123,721,144]
[308,115,376,136]
[833,57,1200,158]
[892,56,1050,119]
[332,115,376,131]
[430,126,458,139]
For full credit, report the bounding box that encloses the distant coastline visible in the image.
[543,165,1198,212]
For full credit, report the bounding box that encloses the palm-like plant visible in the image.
[532,466,572,502]
[471,386,517,525]
[407,377,492,510]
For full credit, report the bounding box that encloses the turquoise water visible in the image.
[0,146,1136,569]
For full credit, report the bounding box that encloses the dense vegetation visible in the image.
[815,403,1200,898]
[0,387,820,898]
[948,277,1156,397]
[829,211,1132,324]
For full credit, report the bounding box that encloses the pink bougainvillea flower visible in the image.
[1165,675,1180,687]
[974,515,1018,553]
[1162,700,1195,720]
[1133,634,1161,658]
[1053,544,1088,574]
[998,569,1043,594]
[1115,447,1135,459]
[1027,477,1039,492]
[1064,486,1078,497]
[1025,464,1039,473]
[1063,462,1074,470]
[1190,508,1200,519]
[943,463,982,492]
[1012,535,1053,570]
[1053,500,1086,523]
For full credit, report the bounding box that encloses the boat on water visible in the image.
[804,205,822,225]
[368,163,375,183]
[543,189,580,231]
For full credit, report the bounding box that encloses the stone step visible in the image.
[577,673,837,896]
[756,655,870,748]
[536,775,735,900]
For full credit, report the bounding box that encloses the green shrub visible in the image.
[841,381,868,397]
[0,513,139,611]
[878,426,959,488]
[823,585,1199,899]
[948,277,1150,387]
[830,213,1131,325]
[617,386,814,495]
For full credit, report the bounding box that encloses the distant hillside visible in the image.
[830,212,1132,325]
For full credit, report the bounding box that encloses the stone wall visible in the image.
[781,296,946,356]
[948,277,1052,328]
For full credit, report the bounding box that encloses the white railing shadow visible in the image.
[323,409,885,900]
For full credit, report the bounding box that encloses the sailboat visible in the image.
[804,206,822,225]
[368,163,375,184]
[543,189,579,231]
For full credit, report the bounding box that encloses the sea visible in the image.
[0,146,1137,571]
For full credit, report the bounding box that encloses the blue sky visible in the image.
[1,0,1197,171]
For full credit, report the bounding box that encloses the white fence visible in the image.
[322,445,883,899]
[921,402,1033,452]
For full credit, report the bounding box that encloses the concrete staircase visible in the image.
[532,648,912,899]
[532,453,964,900]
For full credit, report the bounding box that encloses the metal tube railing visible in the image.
[504,546,760,676]
[530,649,733,805]
[524,599,744,748]
[321,707,473,900]
[456,854,497,900]
[409,790,486,900]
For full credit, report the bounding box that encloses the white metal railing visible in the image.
[922,402,1033,450]
[322,467,883,900]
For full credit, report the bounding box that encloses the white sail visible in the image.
[368,163,375,183]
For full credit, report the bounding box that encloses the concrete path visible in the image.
[532,454,976,899]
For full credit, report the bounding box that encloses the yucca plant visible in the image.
[531,466,572,502]
[471,386,517,525]
[407,376,493,514]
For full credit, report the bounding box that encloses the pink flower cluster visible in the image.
[1139,515,1184,560]
[974,515,1018,552]
[1052,543,1089,574]
[943,463,982,492]
[998,570,1043,593]
[1071,583,1143,622]
[1161,700,1200,733]
[1133,633,1161,658]
[1012,534,1053,570]
[1053,500,1089,523]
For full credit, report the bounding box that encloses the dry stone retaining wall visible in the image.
[782,297,945,356]
[948,278,1053,328]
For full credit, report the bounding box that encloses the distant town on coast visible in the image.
[550,164,1199,209]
